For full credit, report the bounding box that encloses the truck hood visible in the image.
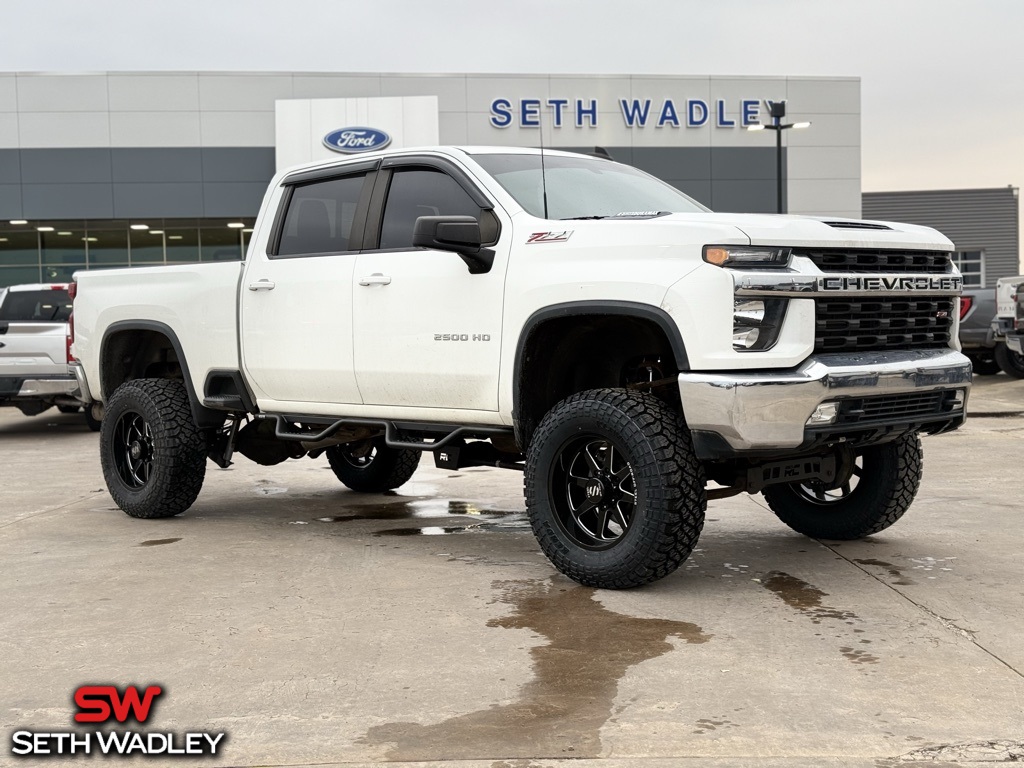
[658,212,954,251]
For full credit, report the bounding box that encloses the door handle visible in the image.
[358,273,392,286]
[248,279,276,291]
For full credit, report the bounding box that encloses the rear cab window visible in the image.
[0,289,72,322]
[275,173,369,257]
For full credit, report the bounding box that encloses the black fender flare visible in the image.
[512,300,689,444]
[100,320,224,429]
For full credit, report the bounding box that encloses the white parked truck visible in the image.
[0,283,98,428]
[70,147,972,588]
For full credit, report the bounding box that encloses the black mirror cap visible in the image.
[412,215,482,255]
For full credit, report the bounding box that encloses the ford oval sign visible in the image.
[323,127,392,154]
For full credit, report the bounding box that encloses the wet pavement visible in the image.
[1,373,1022,767]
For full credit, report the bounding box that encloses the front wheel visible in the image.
[325,437,420,493]
[968,355,1001,376]
[100,379,207,519]
[994,343,1024,379]
[763,434,923,540]
[525,389,706,589]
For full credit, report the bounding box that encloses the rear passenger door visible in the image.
[352,156,508,411]
[240,161,376,407]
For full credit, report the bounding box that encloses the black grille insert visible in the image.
[797,248,951,274]
[834,390,960,426]
[815,297,955,353]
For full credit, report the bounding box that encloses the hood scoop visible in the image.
[822,220,893,231]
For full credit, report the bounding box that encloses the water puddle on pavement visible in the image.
[137,538,182,547]
[359,577,711,760]
[308,498,528,535]
[761,571,882,667]
[854,558,916,586]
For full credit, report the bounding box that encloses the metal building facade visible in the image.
[863,188,1020,288]
[0,71,862,287]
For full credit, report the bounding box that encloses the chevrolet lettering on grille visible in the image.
[819,276,962,292]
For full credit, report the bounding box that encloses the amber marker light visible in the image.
[704,247,730,266]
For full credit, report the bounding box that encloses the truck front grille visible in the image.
[814,297,955,353]
[797,248,951,274]
[833,390,959,425]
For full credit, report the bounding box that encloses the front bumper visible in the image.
[678,348,972,459]
[1007,335,1023,355]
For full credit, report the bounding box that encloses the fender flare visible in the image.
[100,320,223,428]
[512,300,689,442]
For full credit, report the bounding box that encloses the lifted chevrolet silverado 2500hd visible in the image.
[70,147,971,589]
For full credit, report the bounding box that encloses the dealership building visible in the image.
[1,71,861,287]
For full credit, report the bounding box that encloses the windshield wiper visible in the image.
[560,215,607,220]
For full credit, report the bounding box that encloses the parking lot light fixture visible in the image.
[745,100,811,214]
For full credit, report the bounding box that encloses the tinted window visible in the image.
[0,289,72,322]
[278,174,367,256]
[379,169,482,250]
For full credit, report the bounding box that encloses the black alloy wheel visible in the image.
[325,437,420,493]
[100,378,207,519]
[549,436,637,550]
[762,433,923,540]
[112,410,155,489]
[525,388,706,589]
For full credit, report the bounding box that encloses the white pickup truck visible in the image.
[71,146,971,589]
[0,283,98,428]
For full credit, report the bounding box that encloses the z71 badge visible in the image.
[526,231,573,244]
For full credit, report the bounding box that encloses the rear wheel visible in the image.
[84,406,102,432]
[325,437,420,493]
[763,434,922,540]
[525,388,706,589]
[994,343,1024,378]
[100,379,207,519]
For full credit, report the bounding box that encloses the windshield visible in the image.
[0,289,72,322]
[473,153,709,219]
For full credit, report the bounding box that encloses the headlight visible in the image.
[704,245,791,269]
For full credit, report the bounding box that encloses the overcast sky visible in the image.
[2,0,1022,206]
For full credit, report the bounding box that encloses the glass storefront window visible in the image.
[88,229,129,266]
[130,228,165,264]
[0,231,40,267]
[0,266,43,285]
[165,229,200,263]
[0,218,256,287]
[200,227,243,261]
[40,230,86,272]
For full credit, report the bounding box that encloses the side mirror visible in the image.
[412,215,495,274]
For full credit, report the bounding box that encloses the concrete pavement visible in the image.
[1,374,1022,767]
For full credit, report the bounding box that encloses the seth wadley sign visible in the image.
[489,97,781,129]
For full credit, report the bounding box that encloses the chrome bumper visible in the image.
[17,377,79,397]
[678,349,972,456]
[1007,336,1023,355]
[70,361,94,403]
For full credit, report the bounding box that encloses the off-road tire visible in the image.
[968,355,1001,376]
[100,378,207,519]
[994,343,1024,379]
[525,388,706,589]
[763,433,923,540]
[325,437,420,493]
[84,407,102,432]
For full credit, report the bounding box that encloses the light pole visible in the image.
[746,101,810,214]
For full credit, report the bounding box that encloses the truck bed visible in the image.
[73,262,244,403]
